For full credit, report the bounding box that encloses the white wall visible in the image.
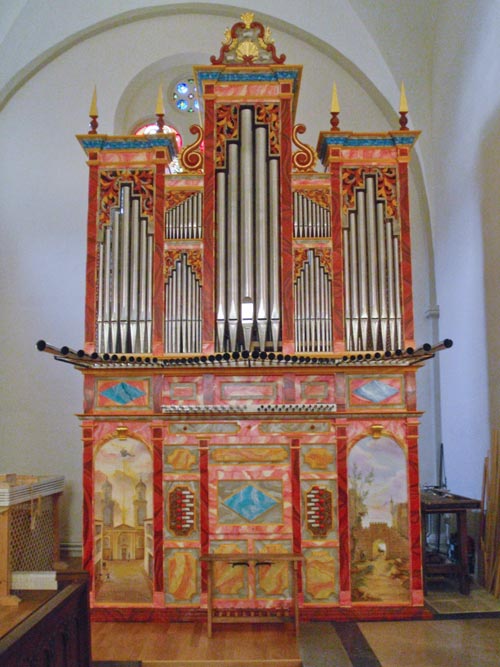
[0,2,452,546]
[430,0,500,496]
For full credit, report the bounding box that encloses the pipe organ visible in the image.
[38,13,452,624]
[215,105,281,352]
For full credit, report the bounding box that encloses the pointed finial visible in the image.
[156,85,165,115]
[399,81,409,130]
[330,82,340,113]
[156,85,165,133]
[88,85,98,134]
[330,82,340,131]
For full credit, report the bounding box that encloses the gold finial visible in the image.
[156,84,165,115]
[399,81,409,130]
[156,84,165,133]
[88,85,98,134]
[330,82,340,113]
[330,82,340,131]
[241,12,254,28]
[399,81,408,113]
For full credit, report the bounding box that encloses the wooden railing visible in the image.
[0,581,91,667]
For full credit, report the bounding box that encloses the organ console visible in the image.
[37,13,452,623]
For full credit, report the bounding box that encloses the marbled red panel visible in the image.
[152,422,164,592]
[335,372,346,411]
[405,370,417,412]
[329,159,346,352]
[406,418,423,592]
[280,95,294,353]
[82,425,94,575]
[84,162,99,352]
[283,374,296,402]
[398,160,415,347]
[152,153,167,355]
[83,374,94,413]
[291,439,302,554]
[203,373,215,405]
[202,98,216,353]
[336,419,350,600]
[152,374,164,413]
[199,439,209,593]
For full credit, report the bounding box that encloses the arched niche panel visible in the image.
[347,433,410,604]
[93,435,154,603]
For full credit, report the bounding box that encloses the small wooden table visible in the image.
[421,489,480,594]
[200,553,303,637]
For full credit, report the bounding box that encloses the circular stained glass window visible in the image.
[134,121,183,150]
[172,77,199,113]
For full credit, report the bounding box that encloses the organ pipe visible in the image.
[215,107,281,352]
[343,173,402,351]
[165,192,203,239]
[293,191,331,238]
[294,249,332,352]
[97,184,153,354]
[164,253,202,354]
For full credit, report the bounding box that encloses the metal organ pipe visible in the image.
[227,142,240,351]
[365,177,379,349]
[255,126,269,350]
[269,158,280,350]
[96,184,153,354]
[349,211,360,351]
[164,253,202,354]
[215,107,281,353]
[165,193,203,240]
[129,198,140,352]
[216,172,227,350]
[293,250,332,352]
[376,201,388,349]
[240,108,255,350]
[343,174,402,351]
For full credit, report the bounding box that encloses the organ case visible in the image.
[39,13,450,623]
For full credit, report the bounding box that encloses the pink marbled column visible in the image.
[199,439,209,595]
[152,424,164,595]
[329,151,346,351]
[201,91,216,354]
[407,418,423,597]
[336,418,350,604]
[152,151,167,355]
[280,88,294,353]
[82,424,94,576]
[397,155,415,347]
[84,156,99,352]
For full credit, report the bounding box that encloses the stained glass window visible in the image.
[172,77,199,113]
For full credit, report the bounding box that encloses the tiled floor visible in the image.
[357,618,500,667]
[425,580,500,616]
[89,579,500,667]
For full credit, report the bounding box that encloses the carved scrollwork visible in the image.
[292,124,317,172]
[179,125,204,173]
[211,13,286,65]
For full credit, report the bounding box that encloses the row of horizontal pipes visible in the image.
[36,339,453,369]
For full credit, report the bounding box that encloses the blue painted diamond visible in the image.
[223,485,278,522]
[353,380,399,403]
[100,382,146,405]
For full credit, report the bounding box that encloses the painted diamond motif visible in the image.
[353,380,399,403]
[100,382,146,405]
[223,485,278,522]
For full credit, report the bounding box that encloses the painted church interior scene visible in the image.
[1,3,500,666]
